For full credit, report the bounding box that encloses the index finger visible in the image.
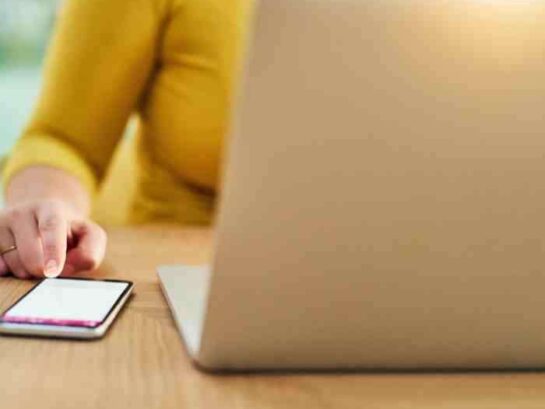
[37,203,68,278]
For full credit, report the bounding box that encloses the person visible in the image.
[0,0,251,279]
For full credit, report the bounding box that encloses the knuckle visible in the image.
[7,207,28,223]
[40,215,63,232]
[42,199,63,210]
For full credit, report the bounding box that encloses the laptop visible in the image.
[158,0,545,371]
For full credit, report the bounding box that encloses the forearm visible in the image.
[5,166,91,217]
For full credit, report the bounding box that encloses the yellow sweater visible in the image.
[3,0,252,224]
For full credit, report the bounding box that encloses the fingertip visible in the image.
[44,260,61,278]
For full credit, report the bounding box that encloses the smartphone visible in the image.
[0,277,133,339]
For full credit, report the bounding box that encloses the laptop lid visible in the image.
[198,0,545,370]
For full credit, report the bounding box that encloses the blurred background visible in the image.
[0,0,134,219]
[0,0,58,158]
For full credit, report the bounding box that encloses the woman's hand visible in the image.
[0,199,107,279]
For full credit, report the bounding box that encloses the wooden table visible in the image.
[2,226,545,409]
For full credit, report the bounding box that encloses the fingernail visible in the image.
[44,260,59,278]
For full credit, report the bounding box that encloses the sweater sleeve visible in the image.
[2,0,168,195]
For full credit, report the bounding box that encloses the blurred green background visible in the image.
[0,0,58,156]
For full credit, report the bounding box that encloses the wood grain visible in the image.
[1,225,545,409]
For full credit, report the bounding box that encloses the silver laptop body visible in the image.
[159,0,545,371]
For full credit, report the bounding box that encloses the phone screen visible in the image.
[0,278,131,328]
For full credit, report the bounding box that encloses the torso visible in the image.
[131,0,252,223]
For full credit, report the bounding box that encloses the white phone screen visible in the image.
[1,279,130,328]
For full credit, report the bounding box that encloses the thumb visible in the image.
[63,220,107,274]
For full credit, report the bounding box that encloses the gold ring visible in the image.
[0,245,17,256]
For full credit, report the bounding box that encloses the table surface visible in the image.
[1,225,545,409]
